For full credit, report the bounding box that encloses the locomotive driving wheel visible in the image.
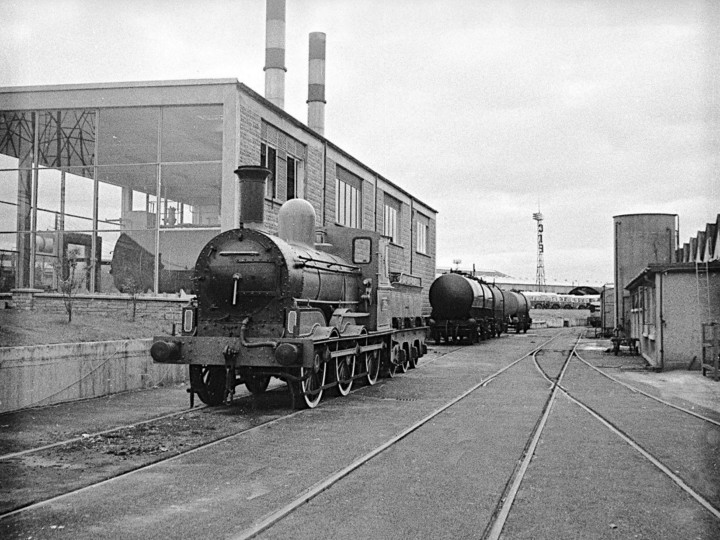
[289,351,326,409]
[335,351,356,396]
[189,365,226,406]
[365,349,380,385]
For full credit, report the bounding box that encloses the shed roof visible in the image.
[625,260,720,291]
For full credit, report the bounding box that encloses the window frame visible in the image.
[415,216,428,255]
[335,177,361,228]
[260,142,277,199]
[383,196,401,245]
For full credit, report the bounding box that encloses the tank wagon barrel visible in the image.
[150,165,428,410]
[428,271,531,344]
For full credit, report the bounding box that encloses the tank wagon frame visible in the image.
[151,166,427,409]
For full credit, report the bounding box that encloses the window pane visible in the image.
[37,110,96,169]
[110,230,157,294]
[36,167,95,231]
[98,181,123,232]
[97,164,158,230]
[286,156,296,200]
[0,111,34,167]
[159,229,217,294]
[160,162,221,227]
[162,105,222,162]
[0,232,19,292]
[98,107,159,165]
[0,169,25,233]
[262,144,277,199]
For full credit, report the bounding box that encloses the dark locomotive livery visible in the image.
[428,270,531,344]
[151,166,427,409]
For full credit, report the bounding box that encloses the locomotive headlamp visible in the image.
[182,307,196,334]
[275,343,299,366]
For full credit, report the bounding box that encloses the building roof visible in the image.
[625,260,720,291]
[0,78,438,215]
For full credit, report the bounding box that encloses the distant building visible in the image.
[435,267,603,295]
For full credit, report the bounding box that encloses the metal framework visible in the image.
[533,211,546,292]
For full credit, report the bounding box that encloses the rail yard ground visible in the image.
[1,327,719,539]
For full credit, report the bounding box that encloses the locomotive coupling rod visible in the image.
[239,317,279,349]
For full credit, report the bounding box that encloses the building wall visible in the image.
[630,268,720,370]
[235,85,437,315]
[613,213,677,334]
[661,271,720,370]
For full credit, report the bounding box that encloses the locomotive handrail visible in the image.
[295,256,361,273]
[219,250,260,257]
[239,317,279,349]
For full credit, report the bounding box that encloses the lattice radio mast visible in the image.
[533,211,546,292]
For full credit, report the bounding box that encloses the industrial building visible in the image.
[0,5,437,316]
[618,213,720,371]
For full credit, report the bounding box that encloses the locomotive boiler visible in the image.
[151,166,427,409]
[428,270,531,344]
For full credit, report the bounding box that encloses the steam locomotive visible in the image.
[428,270,531,344]
[151,166,427,409]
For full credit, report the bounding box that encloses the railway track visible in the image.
[3,330,718,539]
[0,344,464,520]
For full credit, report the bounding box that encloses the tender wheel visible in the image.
[365,349,380,385]
[244,373,271,394]
[398,348,409,374]
[409,345,419,369]
[335,353,356,396]
[384,344,399,378]
[189,365,226,406]
[289,352,326,409]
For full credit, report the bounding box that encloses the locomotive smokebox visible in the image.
[429,273,475,320]
[235,165,272,228]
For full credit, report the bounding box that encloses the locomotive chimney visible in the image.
[264,0,286,109]
[307,32,326,136]
[234,165,271,229]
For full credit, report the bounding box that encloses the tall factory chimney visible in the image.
[307,32,326,136]
[264,0,286,109]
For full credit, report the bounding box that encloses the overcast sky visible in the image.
[1,0,718,285]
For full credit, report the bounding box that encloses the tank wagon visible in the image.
[428,271,531,344]
[151,166,427,409]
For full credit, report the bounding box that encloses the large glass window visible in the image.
[160,162,221,227]
[161,106,222,163]
[0,103,223,294]
[98,108,159,165]
[37,110,96,169]
[0,232,19,293]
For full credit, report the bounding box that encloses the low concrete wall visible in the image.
[0,339,187,413]
[532,316,588,328]
[11,289,187,325]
